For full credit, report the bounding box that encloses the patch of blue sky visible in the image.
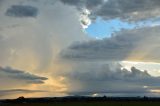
[85,17,135,39]
[85,17,160,39]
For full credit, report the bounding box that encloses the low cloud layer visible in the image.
[0,66,48,89]
[63,62,160,96]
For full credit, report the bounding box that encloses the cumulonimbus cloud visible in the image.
[1,0,160,98]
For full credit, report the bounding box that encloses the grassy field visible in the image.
[2,101,160,106]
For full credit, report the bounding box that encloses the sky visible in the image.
[1,0,160,99]
[86,18,135,39]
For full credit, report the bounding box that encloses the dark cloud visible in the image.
[61,26,160,62]
[5,5,38,17]
[63,62,160,96]
[0,66,48,84]
[61,0,160,22]
[60,0,104,9]
[96,0,160,21]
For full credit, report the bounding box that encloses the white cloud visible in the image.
[80,8,91,29]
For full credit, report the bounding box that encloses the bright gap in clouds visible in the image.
[120,61,160,77]
[85,18,135,39]
[85,17,160,39]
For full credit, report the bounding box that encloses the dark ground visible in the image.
[2,101,160,106]
[1,96,160,106]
